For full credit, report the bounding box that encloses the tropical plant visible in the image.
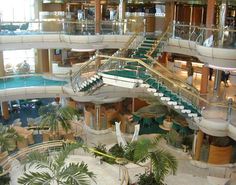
[108,144,124,158]
[0,124,22,152]
[18,142,96,185]
[123,142,137,161]
[0,166,10,185]
[164,129,183,148]
[133,137,177,185]
[92,143,115,164]
[137,172,157,185]
[39,104,79,137]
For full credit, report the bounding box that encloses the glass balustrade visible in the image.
[0,19,146,36]
[173,23,236,49]
[0,74,68,90]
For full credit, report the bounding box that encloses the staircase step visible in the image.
[141,43,153,47]
[143,40,155,44]
[127,62,141,66]
[145,37,157,41]
[103,70,139,79]
[124,65,146,71]
[139,46,152,49]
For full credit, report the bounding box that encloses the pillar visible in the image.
[132,98,135,113]
[165,2,175,32]
[118,0,126,34]
[35,49,49,73]
[200,0,215,95]
[95,0,101,34]
[95,50,101,69]
[213,69,222,93]
[206,0,216,37]
[1,102,9,120]
[118,0,126,21]
[95,104,101,130]
[194,130,204,160]
[34,0,42,20]
[200,65,209,94]
[218,0,227,46]
[0,51,5,77]
[48,49,54,73]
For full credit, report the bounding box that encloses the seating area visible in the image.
[41,130,75,142]
[11,125,34,150]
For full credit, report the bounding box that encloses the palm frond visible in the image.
[55,142,82,168]
[60,162,96,185]
[134,139,152,163]
[24,151,53,171]
[18,171,53,185]
[152,135,164,145]
[150,150,177,184]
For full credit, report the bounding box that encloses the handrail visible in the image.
[148,26,170,56]
[145,55,199,95]
[174,23,236,33]
[97,54,236,114]
[97,54,208,104]
[0,140,64,176]
[71,25,143,93]
[143,25,199,95]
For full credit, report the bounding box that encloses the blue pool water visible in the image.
[0,76,68,89]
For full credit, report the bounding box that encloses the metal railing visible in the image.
[70,26,144,93]
[97,54,236,123]
[0,19,147,36]
[173,23,236,48]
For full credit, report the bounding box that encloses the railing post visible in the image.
[226,98,233,123]
[143,18,146,36]
[172,20,176,38]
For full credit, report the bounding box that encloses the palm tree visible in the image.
[18,142,96,185]
[39,104,79,137]
[0,166,10,185]
[132,137,177,185]
[0,124,21,152]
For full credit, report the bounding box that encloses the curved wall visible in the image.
[0,35,133,50]
[0,34,235,68]
[165,38,236,69]
[0,86,68,102]
[195,117,236,141]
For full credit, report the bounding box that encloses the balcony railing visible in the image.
[0,19,147,36]
[173,23,236,49]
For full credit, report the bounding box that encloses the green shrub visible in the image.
[0,166,10,185]
[165,129,183,148]
[123,142,136,161]
[92,143,116,164]
[137,172,158,185]
[108,144,124,158]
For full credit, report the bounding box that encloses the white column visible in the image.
[0,51,5,77]
[95,104,101,130]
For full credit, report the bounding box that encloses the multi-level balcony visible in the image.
[0,20,236,140]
